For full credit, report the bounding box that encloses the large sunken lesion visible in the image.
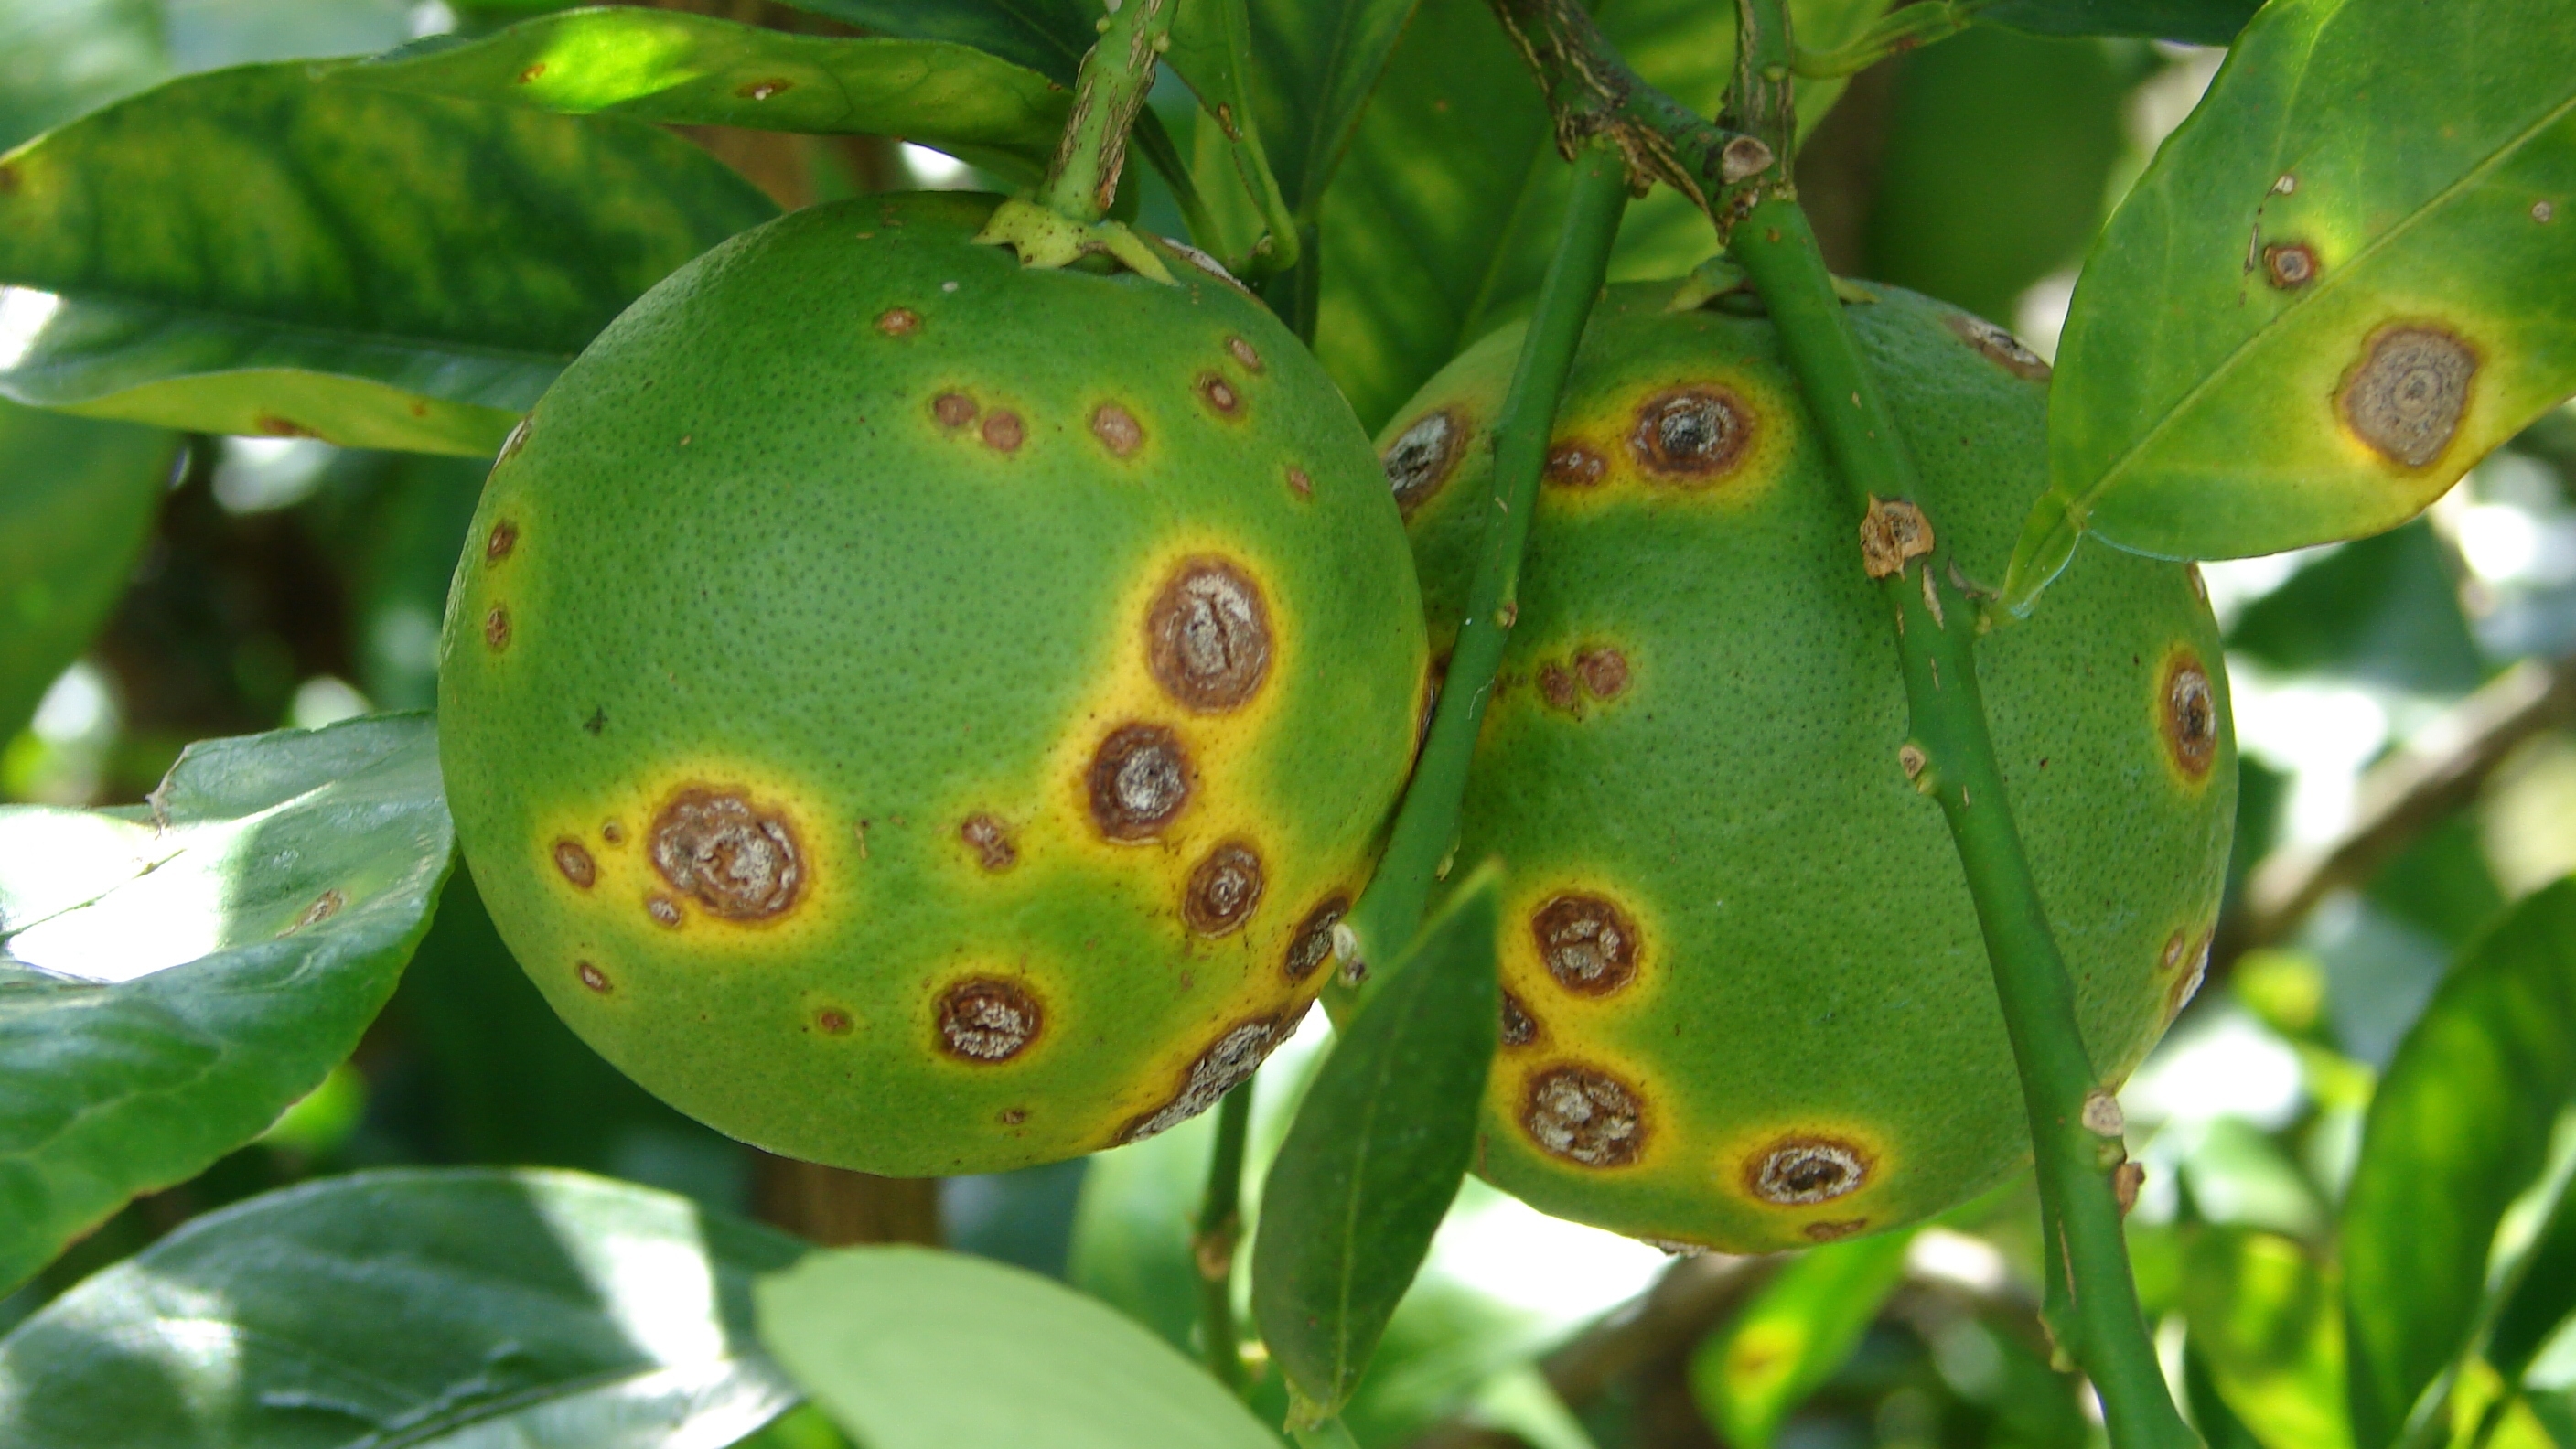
[937,978,1044,1064]
[1746,1136,1873,1206]
[1118,1014,1293,1143]
[1383,408,1467,518]
[2340,323,2476,469]
[1146,559,1272,713]
[1627,386,1753,482]
[1520,1063,1645,1167]
[1532,893,1640,995]
[649,787,804,921]
[1086,724,1194,841]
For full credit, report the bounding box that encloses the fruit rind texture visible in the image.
[1379,282,2234,1251]
[440,193,1426,1176]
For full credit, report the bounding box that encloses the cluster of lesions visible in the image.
[1526,642,1632,719]
[1504,888,1658,1171]
[547,783,811,998]
[1379,380,1766,524]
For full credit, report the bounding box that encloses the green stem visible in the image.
[1132,107,1224,255]
[1036,0,1175,224]
[1190,1080,1255,1396]
[1340,145,1631,970]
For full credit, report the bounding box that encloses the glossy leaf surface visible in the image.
[2181,1227,2352,1449]
[0,63,775,455]
[775,0,1092,85]
[0,402,176,740]
[0,1167,804,1447]
[338,9,1068,166]
[758,1246,1276,1449]
[1690,1230,1915,1449]
[1251,868,1499,1419]
[2009,0,2576,606]
[1977,0,2259,43]
[2342,880,2576,1449]
[0,715,453,1293]
[2485,1175,2576,1388]
[1315,0,1888,431]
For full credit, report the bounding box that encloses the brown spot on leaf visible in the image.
[1545,442,1606,488]
[291,890,345,932]
[577,961,610,993]
[981,410,1025,452]
[938,979,1042,1062]
[959,813,1016,872]
[1118,1015,1291,1143]
[553,839,596,888]
[1087,724,1192,840]
[2341,324,2476,468]
[2263,242,2319,289]
[2162,653,2218,781]
[735,78,793,101]
[483,606,510,652]
[1184,840,1265,937]
[1942,312,2052,380]
[1146,559,1271,712]
[1628,387,1751,480]
[1283,895,1347,982]
[1500,989,1539,1048]
[1749,1138,1870,1205]
[1090,403,1143,456]
[517,63,545,84]
[1383,410,1464,517]
[253,413,318,439]
[1196,371,1242,417]
[649,789,803,920]
[932,392,978,428]
[1533,894,1638,995]
[485,521,519,564]
[1521,1065,1644,1166]
[876,307,921,337]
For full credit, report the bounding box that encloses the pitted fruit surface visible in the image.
[440,192,1425,1175]
[1377,282,2234,1251]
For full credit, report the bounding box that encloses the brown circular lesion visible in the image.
[1532,893,1639,995]
[1748,1137,1872,1205]
[1145,559,1272,713]
[1196,371,1243,418]
[2340,324,2477,469]
[981,411,1025,452]
[875,307,921,337]
[648,788,804,920]
[2263,242,2319,289]
[937,978,1043,1063]
[959,813,1017,872]
[1184,840,1265,937]
[1382,408,1465,517]
[815,1007,854,1035]
[485,520,519,564]
[552,839,596,889]
[1627,386,1754,481]
[1499,989,1540,1048]
[1520,1064,1645,1166]
[1227,336,1264,372]
[1804,1218,1869,1242]
[483,606,510,652]
[1087,724,1193,841]
[1574,648,1629,700]
[932,392,978,428]
[2160,651,2219,782]
[1283,895,1348,982]
[576,961,612,994]
[1544,442,1606,488]
[1090,403,1143,457]
[1942,312,2052,381]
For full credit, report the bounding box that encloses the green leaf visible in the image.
[0,1166,807,1447]
[2181,1227,2353,1449]
[1688,1230,1916,1449]
[2485,1175,2576,1388]
[335,9,1070,170]
[0,63,777,456]
[1233,0,1422,221]
[0,401,176,739]
[1250,866,1499,1421]
[1314,0,1890,432]
[1165,0,1296,269]
[1977,0,2260,44]
[773,0,1093,85]
[2342,881,2576,1449]
[757,1246,1278,1449]
[0,714,454,1294]
[2008,0,2576,606]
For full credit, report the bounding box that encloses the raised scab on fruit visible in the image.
[982,410,1025,452]
[1545,443,1606,488]
[1750,1138,1870,1205]
[1118,1014,1292,1143]
[553,838,596,889]
[577,961,611,993]
[932,392,978,428]
[483,606,510,652]
[1533,893,1639,995]
[875,307,921,337]
[2161,653,2218,781]
[938,978,1042,1062]
[1087,724,1192,840]
[649,788,803,920]
[1146,559,1272,712]
[1283,895,1348,982]
[1197,372,1242,417]
[1500,989,1539,1047]
[1941,312,2052,381]
[1383,409,1463,517]
[1628,386,1752,480]
[486,521,519,564]
[1091,403,1143,456]
[1184,840,1265,937]
[1521,1065,1644,1166]
[960,813,1016,872]
[1227,336,1264,372]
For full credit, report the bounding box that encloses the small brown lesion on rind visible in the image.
[1520,1064,1645,1166]
[1090,403,1143,457]
[1145,559,1272,713]
[1284,466,1312,499]
[577,961,612,993]
[875,307,921,337]
[1627,386,1753,482]
[1383,409,1465,518]
[2159,650,2219,783]
[2163,929,2212,1024]
[649,787,804,921]
[1184,840,1266,937]
[1227,336,1264,372]
[815,1007,854,1035]
[483,606,511,652]
[485,520,520,564]
[959,813,1017,872]
[937,978,1043,1063]
[2339,323,2478,469]
[1499,989,1540,1048]
[645,895,682,928]
[1544,442,1606,488]
[1283,895,1348,982]
[1118,1014,1293,1143]
[1574,648,1629,700]
[1533,893,1640,995]
[1942,312,2052,381]
[1804,1218,1869,1242]
[553,838,596,889]
[2262,242,2319,289]
[1087,723,1193,841]
[932,392,979,429]
[1196,371,1243,418]
[1539,663,1579,712]
[981,411,1025,452]
[1747,1137,1872,1205]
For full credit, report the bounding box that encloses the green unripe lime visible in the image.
[439,193,1426,1176]
[1379,282,2233,1251]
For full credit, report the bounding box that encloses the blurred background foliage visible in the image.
[5,4,2575,1448]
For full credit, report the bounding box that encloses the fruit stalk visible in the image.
[1191,1082,1255,1394]
[1341,145,1631,966]
[1723,4,2195,1444]
[1039,0,1175,225]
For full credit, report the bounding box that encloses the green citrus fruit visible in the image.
[439,193,1426,1176]
[1378,281,2234,1251]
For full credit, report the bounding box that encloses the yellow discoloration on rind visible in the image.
[1498,874,1668,1019]
[1491,1046,1669,1171]
[1540,367,1798,513]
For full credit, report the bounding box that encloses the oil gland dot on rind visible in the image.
[937,978,1043,1063]
[1749,1138,1871,1205]
[1383,409,1465,517]
[1532,893,1639,995]
[1091,403,1143,457]
[2160,652,2219,782]
[1282,895,1347,982]
[2341,325,2477,469]
[1184,840,1266,937]
[1520,1065,1645,1167]
[649,788,803,920]
[1146,559,1272,712]
[1628,386,1755,482]
[1087,723,1193,841]
[1942,312,2053,381]
[1117,1015,1291,1143]
[552,839,596,889]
